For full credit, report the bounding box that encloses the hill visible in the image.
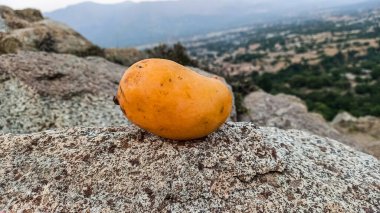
[45,0,372,47]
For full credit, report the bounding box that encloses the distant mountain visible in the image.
[45,0,373,47]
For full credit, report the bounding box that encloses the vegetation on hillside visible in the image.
[188,8,380,120]
[145,43,198,67]
[229,47,380,120]
[104,42,198,67]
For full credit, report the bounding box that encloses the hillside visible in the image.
[45,0,372,47]
[186,7,380,121]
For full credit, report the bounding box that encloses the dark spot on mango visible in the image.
[220,106,225,114]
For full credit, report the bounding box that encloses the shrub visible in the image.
[35,33,56,52]
[145,42,198,67]
[71,45,105,58]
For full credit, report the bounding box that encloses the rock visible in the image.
[0,6,96,54]
[0,51,128,133]
[0,6,29,30]
[332,112,380,158]
[0,13,7,32]
[14,8,44,23]
[243,91,360,149]
[0,51,236,133]
[0,122,378,212]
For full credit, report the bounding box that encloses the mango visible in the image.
[115,59,233,140]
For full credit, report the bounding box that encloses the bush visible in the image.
[35,33,56,52]
[371,67,380,79]
[232,53,266,63]
[311,102,336,121]
[0,37,22,54]
[74,45,105,57]
[145,42,198,67]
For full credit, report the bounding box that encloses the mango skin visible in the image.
[116,59,233,140]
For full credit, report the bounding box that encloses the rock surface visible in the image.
[0,6,95,54]
[0,51,128,133]
[332,112,380,158]
[0,122,379,212]
[243,91,360,149]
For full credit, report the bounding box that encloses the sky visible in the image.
[0,0,159,12]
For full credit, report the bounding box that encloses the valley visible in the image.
[185,8,380,120]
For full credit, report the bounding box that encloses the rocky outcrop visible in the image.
[242,91,360,148]
[0,6,96,54]
[0,122,379,212]
[332,112,380,158]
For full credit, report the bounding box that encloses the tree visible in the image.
[355,84,372,95]
[371,66,380,79]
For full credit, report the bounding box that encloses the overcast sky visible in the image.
[0,0,160,12]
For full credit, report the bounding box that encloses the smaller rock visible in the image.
[332,112,380,158]
[243,91,360,150]
[14,8,44,22]
[0,6,96,54]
